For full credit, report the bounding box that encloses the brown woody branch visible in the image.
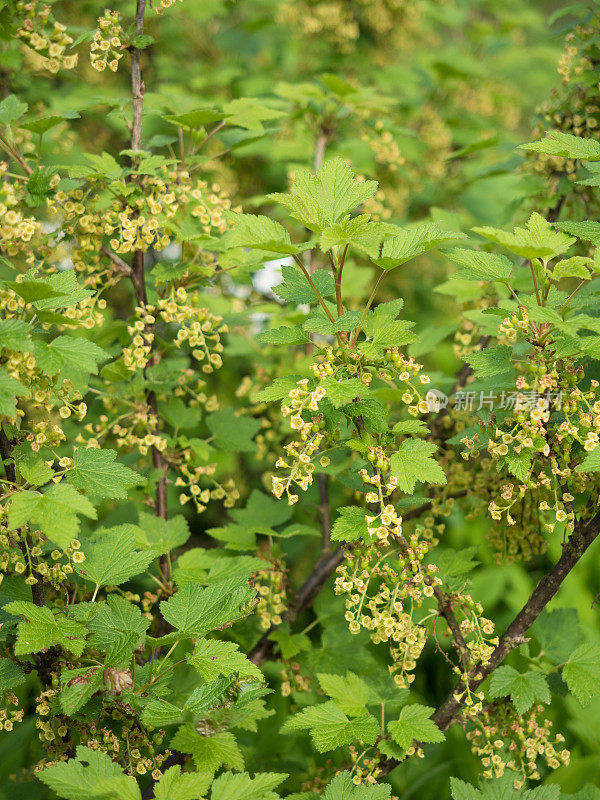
[127,1,169,539]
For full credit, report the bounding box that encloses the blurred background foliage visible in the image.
[2,0,600,796]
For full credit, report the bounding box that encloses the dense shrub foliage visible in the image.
[0,1,600,799]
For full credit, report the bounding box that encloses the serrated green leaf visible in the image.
[321,376,368,408]
[86,594,149,652]
[160,577,254,639]
[448,249,513,282]
[282,700,378,753]
[76,526,154,588]
[273,264,335,304]
[8,483,97,550]
[59,667,103,715]
[489,666,550,714]
[0,370,29,416]
[268,157,377,232]
[473,212,575,260]
[154,765,212,800]
[317,671,372,715]
[0,319,30,351]
[466,345,513,378]
[563,642,600,705]
[206,407,261,452]
[331,506,369,542]
[0,657,25,693]
[390,439,446,494]
[227,213,297,255]
[67,448,143,501]
[210,771,287,800]
[171,726,243,772]
[187,637,262,680]
[533,608,581,663]
[4,602,87,657]
[519,130,600,161]
[373,223,465,270]
[38,746,141,800]
[388,704,445,749]
[256,326,310,346]
[322,772,391,800]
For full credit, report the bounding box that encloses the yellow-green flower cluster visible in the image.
[90,9,124,73]
[16,1,77,73]
[272,378,327,505]
[465,702,569,784]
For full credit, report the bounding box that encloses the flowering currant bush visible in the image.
[0,2,599,800]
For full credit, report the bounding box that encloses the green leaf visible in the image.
[303,309,362,336]
[390,439,446,494]
[555,220,600,246]
[35,336,108,383]
[210,771,287,800]
[373,223,465,270]
[86,594,149,652]
[0,370,29,416]
[76,526,155,588]
[67,448,143,501]
[4,279,63,303]
[576,447,600,474]
[274,264,335,304]
[268,157,377,232]
[38,746,141,800]
[130,33,154,49]
[134,512,190,553]
[171,726,243,772]
[0,318,31,351]
[0,657,25,692]
[4,601,87,657]
[473,212,575,260]
[14,450,53,486]
[222,97,284,131]
[59,667,103,715]
[141,698,182,727]
[552,256,592,280]
[435,547,480,581]
[227,213,297,255]
[256,326,310,346]
[448,249,513,282]
[322,772,391,800]
[321,376,368,408]
[489,666,550,714]
[8,483,97,550]
[450,775,559,800]
[0,95,27,126]
[20,114,71,135]
[187,637,263,680]
[159,577,255,639]
[319,215,398,255]
[466,345,513,378]
[281,701,379,753]
[206,407,261,452]
[519,130,600,161]
[387,704,445,749]
[342,399,388,434]
[533,608,581,663]
[392,420,429,435]
[331,507,369,542]
[164,108,224,131]
[317,671,372,716]
[154,766,212,800]
[563,642,600,705]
